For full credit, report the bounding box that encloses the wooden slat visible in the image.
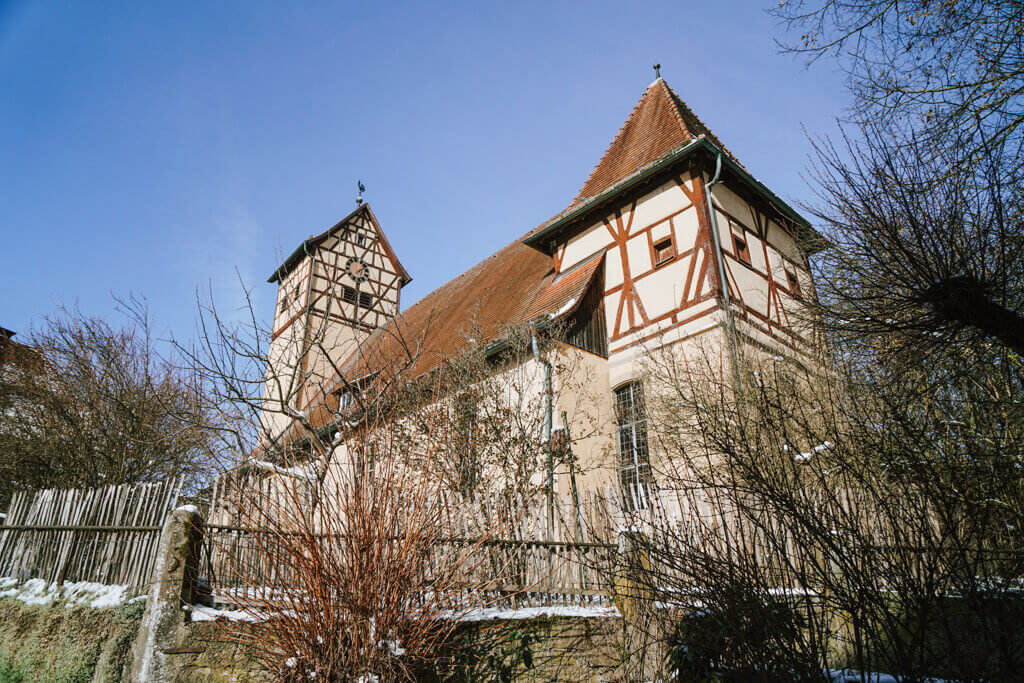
[0,479,181,593]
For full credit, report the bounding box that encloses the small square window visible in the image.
[733,233,751,265]
[358,291,374,308]
[653,237,674,266]
[786,269,802,299]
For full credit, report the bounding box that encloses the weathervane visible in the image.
[653,62,661,79]
[356,180,365,206]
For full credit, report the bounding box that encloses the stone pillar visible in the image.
[614,530,659,680]
[129,505,204,682]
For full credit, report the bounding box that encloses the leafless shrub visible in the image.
[210,406,528,681]
[178,274,599,678]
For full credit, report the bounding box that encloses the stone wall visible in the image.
[0,598,142,682]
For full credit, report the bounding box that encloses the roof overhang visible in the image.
[267,203,413,285]
[524,136,825,256]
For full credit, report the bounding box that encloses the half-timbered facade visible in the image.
[259,76,823,497]
[261,203,410,436]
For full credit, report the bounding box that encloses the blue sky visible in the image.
[0,0,847,343]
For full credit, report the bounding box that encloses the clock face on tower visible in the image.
[346,257,369,283]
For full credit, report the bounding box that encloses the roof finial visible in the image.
[653,62,661,79]
[356,180,365,206]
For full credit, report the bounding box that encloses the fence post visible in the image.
[130,504,205,682]
[615,529,659,679]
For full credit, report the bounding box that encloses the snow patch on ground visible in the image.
[0,576,132,608]
[188,603,621,624]
[189,605,269,623]
[452,604,621,622]
[827,670,948,682]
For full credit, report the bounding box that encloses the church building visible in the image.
[257,74,823,501]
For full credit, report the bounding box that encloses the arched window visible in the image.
[614,381,652,506]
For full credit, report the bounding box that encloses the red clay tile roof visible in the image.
[0,332,41,373]
[571,78,739,208]
[338,233,603,386]
[283,228,602,439]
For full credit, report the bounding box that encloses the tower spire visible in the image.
[652,62,661,79]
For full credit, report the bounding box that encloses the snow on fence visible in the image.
[0,479,182,591]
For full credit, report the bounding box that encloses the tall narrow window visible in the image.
[453,392,480,497]
[615,382,652,507]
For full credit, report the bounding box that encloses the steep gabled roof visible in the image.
[268,203,412,285]
[572,78,739,209]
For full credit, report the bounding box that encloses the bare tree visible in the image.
[775,0,1024,175]
[806,125,1024,366]
[0,298,218,502]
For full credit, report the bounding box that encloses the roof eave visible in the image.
[267,204,371,284]
[524,137,823,255]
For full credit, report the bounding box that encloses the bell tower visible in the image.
[261,201,411,438]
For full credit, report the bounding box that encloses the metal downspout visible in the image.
[705,153,742,385]
[531,329,555,539]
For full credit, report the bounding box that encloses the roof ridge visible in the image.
[396,223,550,320]
[571,80,663,205]
[652,78,691,138]
[660,79,741,167]
[570,77,739,208]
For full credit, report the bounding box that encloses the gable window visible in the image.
[615,382,652,508]
[732,232,751,265]
[279,291,290,313]
[785,268,802,299]
[653,237,675,266]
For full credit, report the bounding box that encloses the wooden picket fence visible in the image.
[0,479,182,591]
[202,485,628,609]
